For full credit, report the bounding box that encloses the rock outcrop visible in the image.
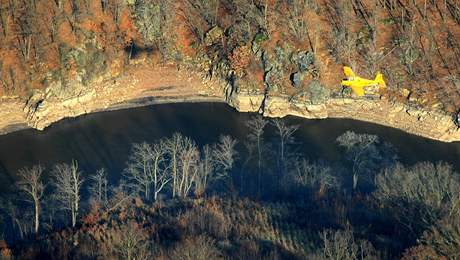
[1,67,459,143]
[0,66,225,134]
[226,91,460,142]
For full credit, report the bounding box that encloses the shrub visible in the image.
[293,159,340,197]
[229,45,252,77]
[401,245,442,260]
[169,235,221,260]
[112,221,153,260]
[254,32,269,45]
[180,204,230,240]
[307,80,330,105]
[417,214,460,259]
[317,227,377,260]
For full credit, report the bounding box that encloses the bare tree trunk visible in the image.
[153,156,159,201]
[52,160,83,228]
[71,161,81,228]
[172,151,177,197]
[17,165,45,234]
[246,116,268,198]
[34,198,39,233]
[151,141,169,202]
[166,133,187,198]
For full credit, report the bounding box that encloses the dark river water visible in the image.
[0,102,459,193]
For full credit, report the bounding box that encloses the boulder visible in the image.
[292,51,315,72]
[291,72,304,88]
[400,88,411,99]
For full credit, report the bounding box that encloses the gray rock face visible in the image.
[290,51,319,89]
[291,72,304,88]
[226,90,460,142]
[295,51,315,72]
[261,46,294,92]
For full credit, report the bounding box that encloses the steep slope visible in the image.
[0,0,459,141]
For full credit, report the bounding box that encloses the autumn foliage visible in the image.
[0,0,139,96]
[229,45,252,77]
[1,0,460,114]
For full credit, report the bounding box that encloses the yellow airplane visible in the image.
[341,66,386,97]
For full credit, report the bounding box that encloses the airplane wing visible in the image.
[343,66,356,78]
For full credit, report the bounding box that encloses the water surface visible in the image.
[0,102,459,193]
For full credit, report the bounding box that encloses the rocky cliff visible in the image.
[1,0,460,142]
[0,68,459,142]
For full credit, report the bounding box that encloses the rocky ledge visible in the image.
[227,91,460,143]
[0,66,225,135]
[0,69,459,143]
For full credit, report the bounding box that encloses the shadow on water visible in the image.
[0,102,459,193]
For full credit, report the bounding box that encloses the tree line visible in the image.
[1,116,460,258]
[0,115,305,240]
[2,132,237,239]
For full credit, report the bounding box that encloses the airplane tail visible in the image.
[375,72,386,88]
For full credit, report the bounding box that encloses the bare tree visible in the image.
[16,165,45,234]
[328,1,358,68]
[263,0,269,34]
[88,168,108,206]
[320,226,377,260]
[186,0,219,26]
[177,137,200,198]
[113,221,152,260]
[0,197,31,239]
[286,0,317,44]
[336,131,380,191]
[0,5,9,37]
[399,23,419,77]
[123,142,153,200]
[132,0,173,52]
[195,144,216,197]
[195,135,237,197]
[52,160,84,228]
[240,141,256,194]
[165,133,183,198]
[165,133,203,198]
[375,162,460,235]
[170,235,220,260]
[233,0,265,40]
[246,116,268,197]
[124,141,171,201]
[150,141,170,201]
[213,135,238,173]
[271,119,299,169]
[294,158,339,195]
[106,184,134,213]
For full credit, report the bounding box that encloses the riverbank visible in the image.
[0,66,459,142]
[0,65,225,135]
[228,91,460,143]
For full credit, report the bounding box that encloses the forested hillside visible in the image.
[2,1,460,259]
[1,0,460,113]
